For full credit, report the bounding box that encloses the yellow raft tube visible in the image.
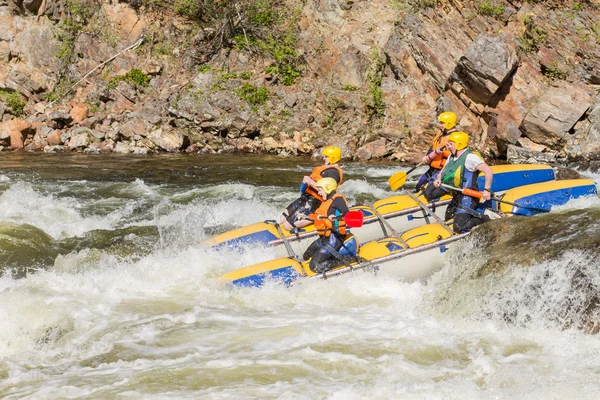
[220,178,597,287]
[206,164,555,258]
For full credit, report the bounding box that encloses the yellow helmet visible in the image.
[448,131,469,151]
[438,112,457,130]
[315,177,337,194]
[322,146,341,164]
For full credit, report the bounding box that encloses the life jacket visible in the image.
[441,149,484,214]
[305,165,344,201]
[313,193,348,237]
[427,130,454,170]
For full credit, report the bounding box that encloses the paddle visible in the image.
[440,183,550,214]
[307,210,364,228]
[388,163,424,191]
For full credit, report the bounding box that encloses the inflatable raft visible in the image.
[220,179,597,287]
[206,164,555,258]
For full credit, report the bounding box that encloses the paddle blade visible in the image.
[388,171,407,191]
[344,210,364,228]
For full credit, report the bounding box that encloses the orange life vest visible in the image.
[305,165,344,200]
[429,130,453,170]
[313,193,348,237]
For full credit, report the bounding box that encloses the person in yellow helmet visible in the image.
[415,111,458,193]
[427,131,494,233]
[281,146,344,231]
[301,177,350,273]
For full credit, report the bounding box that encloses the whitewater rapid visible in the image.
[1,155,599,399]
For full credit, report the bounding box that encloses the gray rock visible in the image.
[284,93,298,108]
[13,24,57,69]
[90,130,105,140]
[148,128,186,152]
[23,0,43,14]
[49,110,72,122]
[564,96,600,158]
[114,141,133,153]
[521,84,593,148]
[506,144,556,164]
[452,35,518,105]
[43,145,64,153]
[68,130,91,149]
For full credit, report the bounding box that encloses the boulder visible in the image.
[69,103,89,125]
[564,96,600,158]
[0,118,31,149]
[148,128,187,152]
[506,144,557,164]
[521,84,593,148]
[451,35,519,105]
[67,127,93,149]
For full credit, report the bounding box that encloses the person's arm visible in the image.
[328,197,349,219]
[422,133,440,163]
[433,162,447,188]
[476,162,493,200]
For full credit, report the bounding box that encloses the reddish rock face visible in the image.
[0,119,31,149]
[0,0,599,163]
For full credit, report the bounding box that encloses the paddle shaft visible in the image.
[405,162,425,176]
[440,183,550,213]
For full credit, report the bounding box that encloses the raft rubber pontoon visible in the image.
[206,164,556,258]
[220,178,597,288]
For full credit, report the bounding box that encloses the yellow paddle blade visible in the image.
[388,171,407,191]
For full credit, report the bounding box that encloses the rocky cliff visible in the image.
[0,0,599,167]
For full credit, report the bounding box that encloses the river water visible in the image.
[1,153,600,399]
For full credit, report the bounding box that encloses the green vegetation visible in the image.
[210,71,253,91]
[53,0,97,66]
[390,0,437,11]
[0,90,25,117]
[518,16,547,52]
[147,0,304,85]
[414,0,438,8]
[342,84,360,91]
[477,0,504,17]
[324,96,347,129]
[262,33,302,86]
[107,68,150,89]
[88,101,100,114]
[236,83,269,105]
[542,64,567,80]
[362,50,386,123]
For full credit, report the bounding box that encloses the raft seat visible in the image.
[358,223,453,261]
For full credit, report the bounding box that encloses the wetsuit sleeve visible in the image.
[329,197,350,217]
[320,168,341,183]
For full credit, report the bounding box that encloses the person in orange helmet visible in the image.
[281,146,344,231]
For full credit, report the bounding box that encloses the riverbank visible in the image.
[1,1,600,165]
